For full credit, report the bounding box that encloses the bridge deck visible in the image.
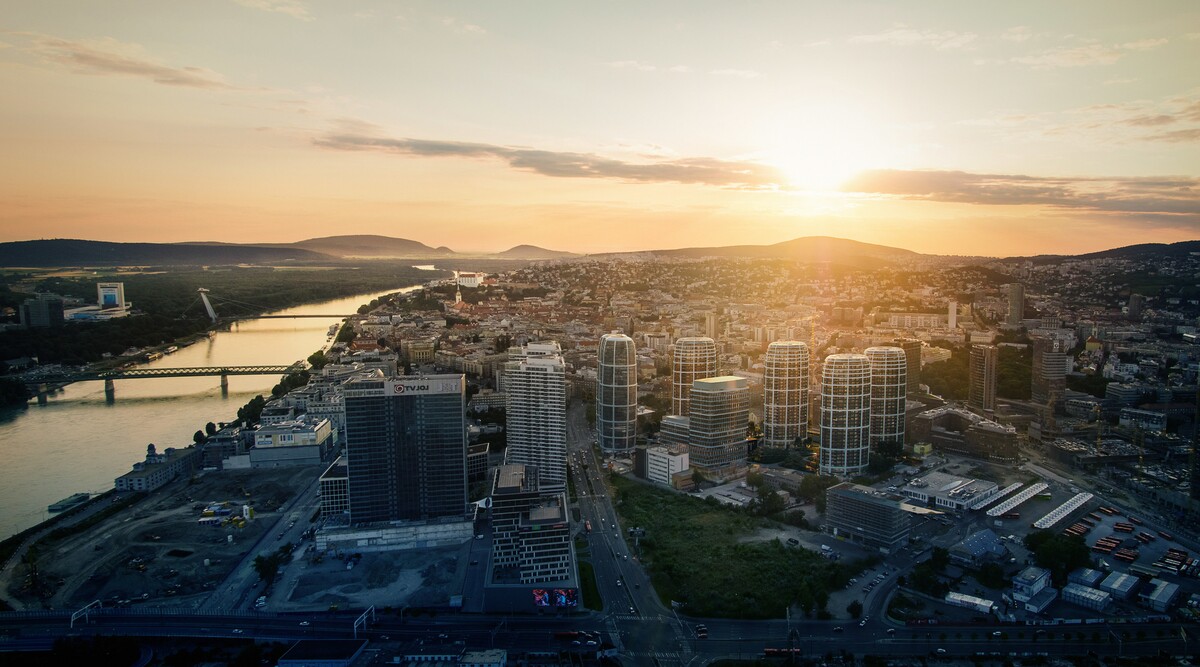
[25,364,304,384]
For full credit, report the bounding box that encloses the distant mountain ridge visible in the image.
[497,244,578,259]
[288,235,455,258]
[0,239,329,267]
[647,235,921,265]
[0,235,1195,267]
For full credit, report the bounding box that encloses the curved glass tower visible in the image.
[671,337,717,416]
[865,346,907,449]
[597,332,638,454]
[762,341,809,448]
[819,353,872,476]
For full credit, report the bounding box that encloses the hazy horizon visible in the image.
[2,2,1198,256]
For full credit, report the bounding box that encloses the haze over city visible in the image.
[1,1,1198,255]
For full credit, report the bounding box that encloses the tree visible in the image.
[307,350,329,370]
[205,421,218,436]
[846,600,863,618]
[1023,530,1089,585]
[252,553,281,582]
[193,430,206,445]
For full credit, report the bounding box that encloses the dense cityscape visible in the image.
[3,2,1199,666]
[1,239,1198,666]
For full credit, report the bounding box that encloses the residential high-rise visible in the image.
[597,332,637,454]
[490,464,576,586]
[893,338,922,394]
[947,300,958,329]
[969,345,999,413]
[671,337,717,416]
[342,375,468,524]
[1006,283,1025,326]
[819,354,872,476]
[704,311,718,340]
[866,347,907,449]
[687,376,750,480]
[762,341,810,448]
[505,342,567,491]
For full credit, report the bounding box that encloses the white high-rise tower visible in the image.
[762,341,809,448]
[865,347,907,449]
[597,333,638,454]
[671,337,717,416]
[819,353,872,477]
[505,342,567,491]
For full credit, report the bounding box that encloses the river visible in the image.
[0,286,419,540]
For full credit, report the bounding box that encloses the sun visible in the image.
[762,104,886,192]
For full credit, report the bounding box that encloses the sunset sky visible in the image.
[1,1,1198,256]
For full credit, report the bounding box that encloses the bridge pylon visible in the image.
[198,288,218,323]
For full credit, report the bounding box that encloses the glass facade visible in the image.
[762,341,809,448]
[671,337,717,416]
[597,333,637,454]
[343,376,468,524]
[866,346,907,448]
[819,354,872,476]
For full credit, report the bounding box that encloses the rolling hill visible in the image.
[0,239,331,267]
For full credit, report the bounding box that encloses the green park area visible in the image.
[611,477,866,619]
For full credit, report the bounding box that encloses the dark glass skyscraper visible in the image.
[343,375,468,524]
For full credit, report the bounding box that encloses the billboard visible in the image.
[554,589,578,607]
[532,589,551,607]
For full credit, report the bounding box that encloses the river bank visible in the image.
[0,285,419,541]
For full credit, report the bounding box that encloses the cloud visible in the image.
[842,169,1200,218]
[231,0,312,22]
[709,68,762,78]
[1001,26,1033,42]
[29,35,238,89]
[850,25,977,50]
[441,17,486,34]
[1012,38,1167,68]
[609,60,657,72]
[1143,128,1200,143]
[312,132,784,188]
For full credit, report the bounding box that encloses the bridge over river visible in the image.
[24,363,306,402]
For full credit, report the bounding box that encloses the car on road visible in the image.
[887,628,895,635]
[470,560,478,565]
[860,616,870,626]
[232,629,243,634]
[833,626,843,632]
[936,648,946,655]
[299,621,310,626]
[992,631,1002,637]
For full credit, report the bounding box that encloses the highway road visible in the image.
[0,607,1192,662]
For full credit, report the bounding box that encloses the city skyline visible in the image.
[1,2,1198,256]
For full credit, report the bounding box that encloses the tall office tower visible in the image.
[819,354,872,477]
[18,294,64,329]
[947,300,958,329]
[704,311,718,340]
[866,347,907,449]
[762,341,810,448]
[342,375,468,524]
[597,333,638,454]
[1006,283,1025,326]
[671,337,717,416]
[1128,293,1146,321]
[1191,388,1200,501]
[892,338,922,393]
[505,342,568,491]
[969,345,999,413]
[688,376,750,479]
[1031,335,1068,407]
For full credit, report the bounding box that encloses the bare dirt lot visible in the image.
[275,544,469,611]
[8,466,319,609]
